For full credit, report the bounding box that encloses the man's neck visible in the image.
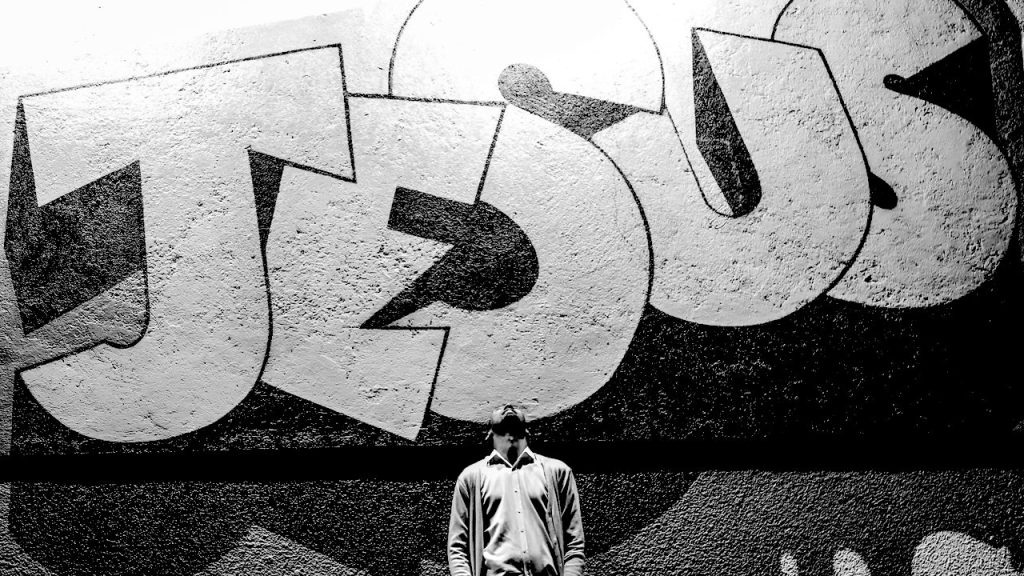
[496,439,528,465]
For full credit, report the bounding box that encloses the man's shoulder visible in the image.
[532,452,573,474]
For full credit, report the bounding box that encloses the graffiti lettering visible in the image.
[775,0,1018,308]
[389,0,663,111]
[1,0,1021,444]
[1,2,1023,575]
[6,47,650,440]
[262,98,504,440]
[392,106,649,423]
[12,47,350,441]
[592,30,869,325]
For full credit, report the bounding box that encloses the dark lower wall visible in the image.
[4,471,1024,576]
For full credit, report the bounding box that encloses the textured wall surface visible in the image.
[1,0,1023,574]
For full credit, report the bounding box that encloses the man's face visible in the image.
[491,405,528,451]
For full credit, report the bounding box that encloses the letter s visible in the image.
[775,0,1017,307]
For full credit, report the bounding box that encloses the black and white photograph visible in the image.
[1,0,1024,573]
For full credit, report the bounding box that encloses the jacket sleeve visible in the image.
[448,470,474,576]
[560,468,585,576]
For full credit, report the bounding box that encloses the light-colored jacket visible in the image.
[447,452,586,576]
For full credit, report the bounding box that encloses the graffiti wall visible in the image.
[1,0,1023,573]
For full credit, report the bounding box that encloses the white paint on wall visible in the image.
[834,548,872,576]
[776,0,1018,308]
[0,2,419,448]
[397,107,650,422]
[264,99,503,440]
[390,0,663,111]
[780,552,800,576]
[197,525,365,576]
[593,33,868,326]
[19,47,350,442]
[626,0,793,213]
[913,531,1021,576]
[0,0,1020,441]
[0,1,370,69]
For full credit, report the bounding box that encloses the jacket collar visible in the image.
[487,447,536,469]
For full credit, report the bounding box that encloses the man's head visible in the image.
[488,404,529,457]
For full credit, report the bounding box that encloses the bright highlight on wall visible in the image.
[0,0,367,67]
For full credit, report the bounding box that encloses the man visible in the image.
[448,405,585,576]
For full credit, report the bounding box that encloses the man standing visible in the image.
[448,405,585,576]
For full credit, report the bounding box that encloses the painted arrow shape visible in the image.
[362,186,538,329]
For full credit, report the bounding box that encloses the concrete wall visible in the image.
[1,0,1023,574]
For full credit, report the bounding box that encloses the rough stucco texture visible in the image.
[1,0,1024,574]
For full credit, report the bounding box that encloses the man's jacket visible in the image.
[447,452,585,576]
